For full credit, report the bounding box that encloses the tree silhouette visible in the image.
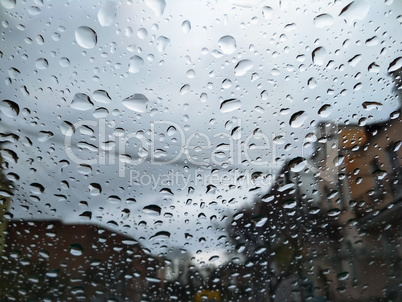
[223,165,343,301]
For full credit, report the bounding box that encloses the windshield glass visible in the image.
[0,0,401,301]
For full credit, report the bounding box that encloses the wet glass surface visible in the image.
[0,0,401,301]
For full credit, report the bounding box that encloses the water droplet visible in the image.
[1,149,18,163]
[100,140,115,151]
[253,216,268,227]
[145,0,166,16]
[167,126,177,136]
[180,84,190,95]
[348,54,361,67]
[38,131,54,143]
[222,78,232,89]
[1,0,16,9]
[0,188,13,197]
[106,195,120,204]
[27,6,41,16]
[122,239,137,246]
[93,90,112,104]
[39,250,50,259]
[308,207,320,215]
[220,99,241,113]
[318,104,332,118]
[129,55,144,73]
[282,199,297,209]
[387,57,402,72]
[362,101,382,110]
[150,231,170,240]
[254,247,266,255]
[79,211,92,221]
[390,110,400,120]
[125,26,134,37]
[93,107,109,118]
[368,62,380,73]
[122,93,149,112]
[121,209,132,221]
[312,47,326,66]
[333,155,345,167]
[231,126,242,140]
[107,220,118,227]
[288,157,306,172]
[186,69,195,78]
[45,270,59,278]
[146,277,161,283]
[289,111,307,128]
[337,272,349,281]
[209,255,220,262]
[30,183,45,194]
[98,1,116,27]
[358,117,367,126]
[137,28,148,39]
[233,211,244,220]
[373,169,387,180]
[89,183,102,196]
[143,205,161,216]
[0,100,19,117]
[70,93,94,111]
[182,20,191,33]
[75,26,97,49]
[339,1,370,23]
[35,58,48,69]
[218,35,236,54]
[205,185,216,194]
[78,141,98,151]
[157,36,170,52]
[77,164,92,175]
[313,14,334,28]
[234,59,253,76]
[262,6,273,19]
[308,77,317,89]
[69,244,83,256]
[59,57,70,68]
[260,90,268,100]
[8,67,20,78]
[327,208,341,217]
[200,93,207,102]
[236,244,246,253]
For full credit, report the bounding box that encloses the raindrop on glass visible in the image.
[98,1,116,27]
[122,94,149,113]
[289,111,307,128]
[75,26,97,49]
[129,55,144,73]
[234,59,253,76]
[220,99,241,113]
[69,244,83,256]
[218,35,237,55]
[35,58,48,70]
[312,47,326,66]
[182,20,191,33]
[70,93,94,111]
[145,0,166,16]
[313,14,334,28]
[0,100,19,117]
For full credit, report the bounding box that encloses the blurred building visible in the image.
[318,117,401,301]
[222,112,401,301]
[0,151,12,255]
[0,220,167,301]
